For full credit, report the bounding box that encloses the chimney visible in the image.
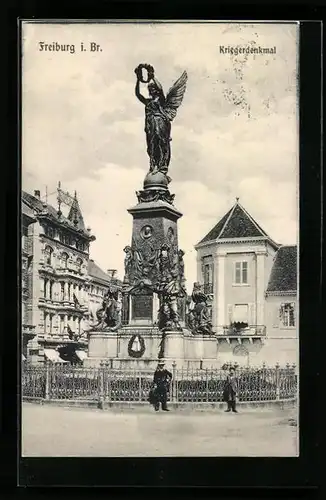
[107,269,117,278]
[34,190,40,199]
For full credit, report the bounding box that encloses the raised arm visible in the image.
[135,79,148,105]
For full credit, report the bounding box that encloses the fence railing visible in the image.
[22,362,298,404]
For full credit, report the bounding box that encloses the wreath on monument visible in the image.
[128,334,146,358]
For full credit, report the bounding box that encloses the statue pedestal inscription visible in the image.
[130,289,153,325]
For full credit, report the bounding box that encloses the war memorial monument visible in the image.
[86,64,215,369]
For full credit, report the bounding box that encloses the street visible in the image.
[22,402,298,457]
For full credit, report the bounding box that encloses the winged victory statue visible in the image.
[135,64,188,182]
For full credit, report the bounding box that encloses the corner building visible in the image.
[195,199,298,367]
[22,188,109,364]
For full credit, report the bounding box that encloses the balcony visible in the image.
[39,263,56,276]
[216,324,266,344]
[56,267,86,279]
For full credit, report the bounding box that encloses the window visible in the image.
[60,316,65,333]
[45,226,55,238]
[280,303,295,327]
[203,263,213,293]
[60,282,65,301]
[49,314,53,333]
[64,234,72,246]
[234,261,248,284]
[233,304,249,324]
[61,252,69,269]
[76,240,85,251]
[44,312,47,334]
[49,281,53,300]
[76,258,83,272]
[44,245,53,266]
[43,279,48,298]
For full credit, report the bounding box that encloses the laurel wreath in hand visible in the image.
[134,63,155,83]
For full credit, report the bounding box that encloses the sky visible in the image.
[22,21,299,291]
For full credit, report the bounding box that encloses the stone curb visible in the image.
[23,396,297,411]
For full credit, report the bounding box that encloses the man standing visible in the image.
[223,366,239,413]
[152,360,172,411]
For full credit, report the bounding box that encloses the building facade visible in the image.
[195,199,298,366]
[21,188,121,364]
[22,203,36,360]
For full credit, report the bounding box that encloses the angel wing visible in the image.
[164,71,188,121]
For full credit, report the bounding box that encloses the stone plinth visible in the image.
[163,331,184,362]
[88,332,118,359]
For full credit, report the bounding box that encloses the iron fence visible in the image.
[22,362,297,403]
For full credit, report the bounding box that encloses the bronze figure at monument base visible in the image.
[90,288,122,333]
[186,282,214,335]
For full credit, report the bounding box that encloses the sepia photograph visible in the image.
[21,20,299,458]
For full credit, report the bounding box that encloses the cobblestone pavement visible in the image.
[22,403,298,457]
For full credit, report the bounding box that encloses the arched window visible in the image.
[61,252,69,269]
[44,245,53,266]
[76,258,83,272]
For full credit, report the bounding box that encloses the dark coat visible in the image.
[148,368,172,405]
[153,368,172,392]
[223,375,238,402]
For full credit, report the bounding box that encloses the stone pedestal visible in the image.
[164,331,184,362]
[88,332,118,359]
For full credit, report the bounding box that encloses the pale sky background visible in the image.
[22,22,299,291]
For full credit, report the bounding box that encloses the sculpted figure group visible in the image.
[92,287,122,332]
[186,282,213,335]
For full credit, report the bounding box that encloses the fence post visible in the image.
[138,370,142,402]
[72,365,75,400]
[45,360,50,400]
[106,362,111,403]
[172,361,177,404]
[292,363,297,398]
[275,362,280,400]
[206,368,209,402]
[98,362,104,409]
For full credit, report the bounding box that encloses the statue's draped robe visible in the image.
[145,99,171,171]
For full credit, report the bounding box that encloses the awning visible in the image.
[44,348,63,363]
[22,354,26,361]
[76,350,87,361]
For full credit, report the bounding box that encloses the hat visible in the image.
[157,359,165,365]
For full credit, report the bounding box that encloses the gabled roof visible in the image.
[67,192,85,231]
[88,259,122,288]
[197,199,279,248]
[266,245,297,294]
[22,190,92,239]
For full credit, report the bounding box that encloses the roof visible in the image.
[67,192,86,231]
[266,245,297,294]
[22,190,92,239]
[197,200,278,248]
[88,259,122,288]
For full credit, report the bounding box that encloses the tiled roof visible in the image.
[266,245,297,293]
[88,259,122,288]
[197,201,278,248]
[198,207,233,244]
[22,191,90,238]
